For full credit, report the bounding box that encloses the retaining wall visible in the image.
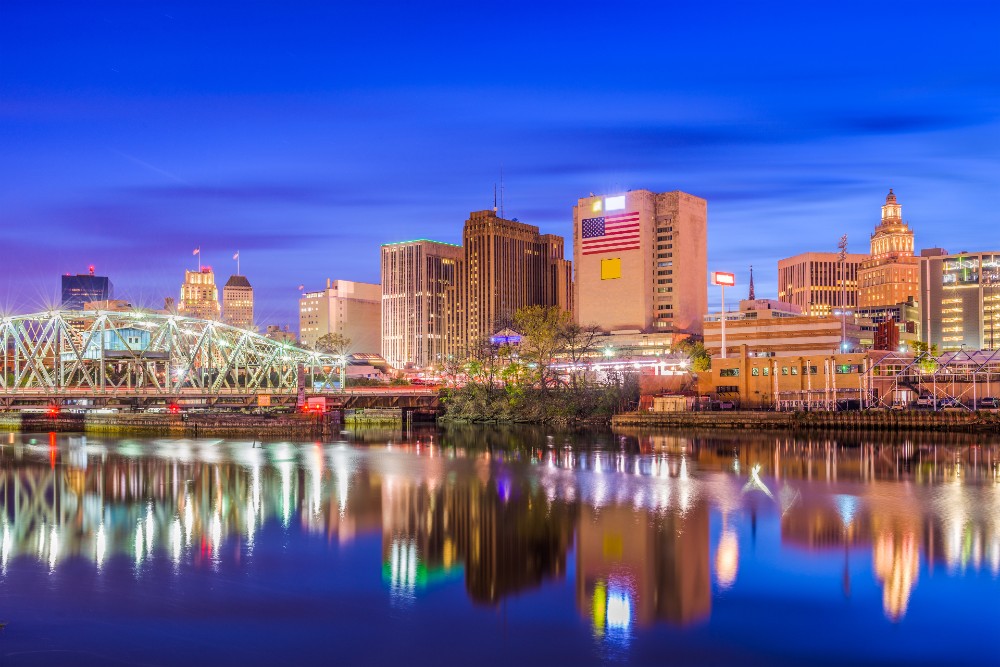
[612,409,1000,432]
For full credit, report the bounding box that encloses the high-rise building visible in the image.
[919,249,1000,351]
[573,190,706,334]
[61,267,113,310]
[462,210,572,350]
[777,251,867,317]
[222,275,254,330]
[298,279,381,353]
[858,190,919,308]
[178,268,220,321]
[380,239,464,369]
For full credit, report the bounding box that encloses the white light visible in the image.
[605,195,626,211]
[606,590,632,629]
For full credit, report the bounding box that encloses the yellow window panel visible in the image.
[601,257,622,280]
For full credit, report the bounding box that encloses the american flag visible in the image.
[581,212,641,255]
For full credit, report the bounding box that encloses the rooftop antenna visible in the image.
[493,183,498,213]
[748,265,755,301]
[500,165,505,220]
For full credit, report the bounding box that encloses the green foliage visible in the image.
[674,338,712,371]
[389,376,411,386]
[315,333,351,357]
[910,341,940,373]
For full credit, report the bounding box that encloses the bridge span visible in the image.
[0,309,441,413]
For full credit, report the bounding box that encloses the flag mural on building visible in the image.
[581,212,641,255]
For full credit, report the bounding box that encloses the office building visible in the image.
[264,325,297,345]
[858,189,919,308]
[778,251,867,316]
[573,190,706,334]
[462,210,573,351]
[61,267,113,310]
[299,279,381,353]
[919,249,1000,351]
[704,299,862,358]
[381,239,464,369]
[178,268,220,321]
[222,275,254,330]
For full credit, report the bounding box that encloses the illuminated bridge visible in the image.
[0,310,439,411]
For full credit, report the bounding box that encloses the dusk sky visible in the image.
[2,1,998,328]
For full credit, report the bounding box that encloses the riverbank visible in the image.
[611,409,1000,432]
[0,412,339,437]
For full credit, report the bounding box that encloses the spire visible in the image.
[748,265,755,300]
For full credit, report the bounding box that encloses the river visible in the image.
[0,426,998,666]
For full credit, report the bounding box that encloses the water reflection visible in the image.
[2,427,1000,633]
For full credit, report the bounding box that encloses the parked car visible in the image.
[938,397,961,409]
[976,397,999,409]
[915,395,935,408]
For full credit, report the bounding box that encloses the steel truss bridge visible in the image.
[0,310,439,411]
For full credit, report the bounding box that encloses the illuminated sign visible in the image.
[712,271,736,287]
[604,195,626,211]
[591,199,603,213]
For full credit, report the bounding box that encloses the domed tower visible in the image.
[858,189,920,309]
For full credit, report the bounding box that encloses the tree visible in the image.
[513,305,571,392]
[315,332,351,358]
[674,338,712,371]
[910,340,940,373]
[558,321,603,390]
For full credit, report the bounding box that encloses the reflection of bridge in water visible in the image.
[0,310,440,411]
[2,429,999,625]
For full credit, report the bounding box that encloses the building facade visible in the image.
[222,275,254,330]
[298,279,382,353]
[462,210,573,351]
[777,251,867,316]
[380,239,464,369]
[573,190,707,334]
[919,249,1000,351]
[61,269,113,310]
[704,299,862,358]
[858,190,919,308]
[178,268,220,321]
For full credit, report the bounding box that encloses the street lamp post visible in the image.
[712,272,736,359]
[838,235,848,352]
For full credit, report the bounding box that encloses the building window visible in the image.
[751,367,759,376]
[782,367,789,376]
[720,368,739,377]
[791,367,798,375]
[763,367,770,376]
[716,385,739,393]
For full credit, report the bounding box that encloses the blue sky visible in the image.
[2,0,998,327]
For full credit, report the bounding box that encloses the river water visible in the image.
[1,426,998,666]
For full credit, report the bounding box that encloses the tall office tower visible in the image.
[573,190,706,334]
[61,266,113,310]
[222,275,254,329]
[777,252,867,317]
[178,267,220,321]
[919,249,1000,351]
[858,190,919,308]
[380,240,464,369]
[298,279,382,353]
[462,210,573,350]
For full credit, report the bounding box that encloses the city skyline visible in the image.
[3,2,999,325]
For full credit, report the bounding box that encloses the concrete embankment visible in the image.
[612,410,1000,432]
[0,412,339,438]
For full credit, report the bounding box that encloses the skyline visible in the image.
[3,1,999,326]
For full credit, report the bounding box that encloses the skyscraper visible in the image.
[380,239,464,369]
[178,268,220,321]
[778,252,867,317]
[858,190,919,308]
[61,266,113,310]
[462,210,572,350]
[222,275,254,329]
[573,190,706,334]
[298,279,381,353]
[919,249,1000,351]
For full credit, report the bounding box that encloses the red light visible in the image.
[168,404,180,414]
[47,406,59,417]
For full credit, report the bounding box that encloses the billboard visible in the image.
[711,272,736,287]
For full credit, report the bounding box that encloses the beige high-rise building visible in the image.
[858,190,919,308]
[919,249,1000,351]
[777,252,867,317]
[178,268,220,321]
[380,239,464,369]
[299,279,381,353]
[222,275,254,329]
[462,210,573,351]
[573,190,706,334]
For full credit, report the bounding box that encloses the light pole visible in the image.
[712,272,736,359]
[838,235,848,352]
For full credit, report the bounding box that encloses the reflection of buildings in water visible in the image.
[576,502,710,636]
[381,472,576,604]
[873,528,919,621]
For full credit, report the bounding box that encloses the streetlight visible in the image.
[712,272,736,359]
